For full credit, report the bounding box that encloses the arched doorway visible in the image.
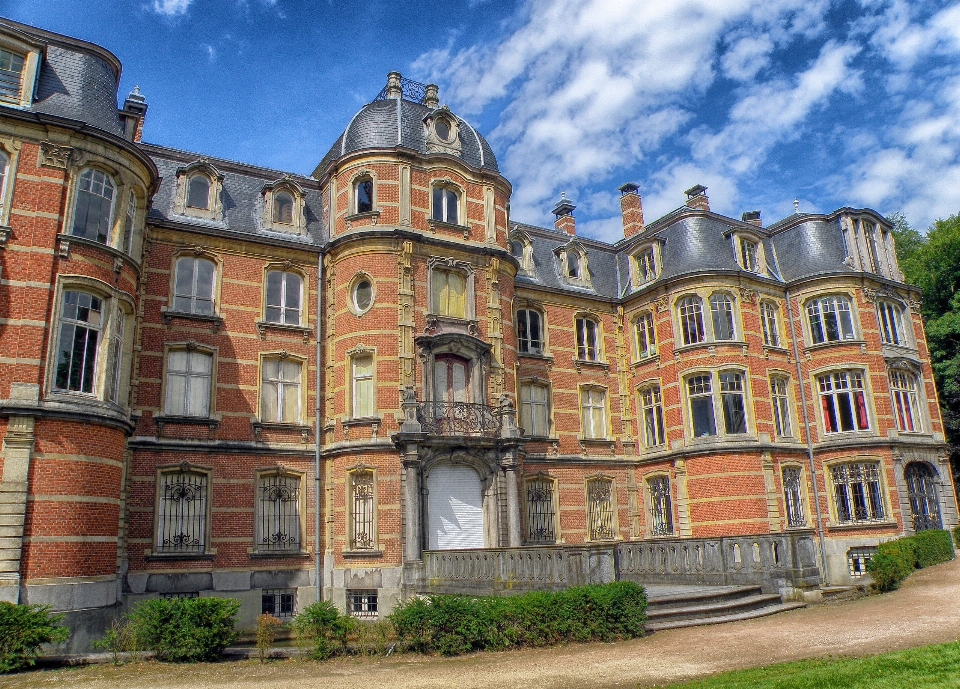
[905,462,942,531]
[426,464,484,550]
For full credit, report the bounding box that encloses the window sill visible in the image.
[826,520,898,532]
[345,210,381,227]
[145,549,216,561]
[56,232,139,268]
[573,358,609,373]
[630,354,660,367]
[804,339,866,353]
[249,550,311,559]
[761,345,790,355]
[252,421,312,443]
[154,415,220,438]
[428,219,472,238]
[161,309,224,332]
[674,340,748,356]
[342,416,382,427]
[881,343,920,357]
[518,351,553,361]
[522,435,558,442]
[424,315,480,338]
[255,320,311,343]
[343,549,383,559]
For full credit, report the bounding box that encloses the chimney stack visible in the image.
[424,84,439,109]
[619,183,644,238]
[684,184,709,211]
[552,192,576,235]
[385,72,403,99]
[120,85,148,143]
[741,211,762,227]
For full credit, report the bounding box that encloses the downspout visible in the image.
[785,286,830,585]
[314,251,323,603]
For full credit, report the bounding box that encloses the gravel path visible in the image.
[10,559,960,689]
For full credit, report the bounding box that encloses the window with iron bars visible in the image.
[349,590,378,619]
[782,466,806,527]
[350,470,376,550]
[586,477,617,541]
[831,463,885,524]
[524,476,556,544]
[160,592,199,600]
[257,472,301,553]
[848,547,877,577]
[262,589,296,618]
[156,469,208,554]
[647,475,674,537]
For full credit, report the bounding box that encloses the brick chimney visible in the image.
[120,85,148,143]
[552,192,576,235]
[741,211,762,227]
[684,185,709,211]
[619,183,644,238]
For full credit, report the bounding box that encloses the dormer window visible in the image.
[187,175,211,210]
[175,161,224,222]
[0,48,25,106]
[739,238,758,272]
[567,252,580,278]
[274,192,294,224]
[509,228,536,275]
[636,247,657,283]
[261,178,306,234]
[434,117,452,141]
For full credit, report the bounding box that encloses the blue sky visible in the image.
[5,0,960,241]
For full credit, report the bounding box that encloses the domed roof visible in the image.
[314,74,499,177]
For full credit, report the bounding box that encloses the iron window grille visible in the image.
[890,370,922,433]
[55,291,103,394]
[525,477,556,543]
[831,463,885,524]
[350,471,376,550]
[678,296,705,345]
[587,478,617,541]
[807,296,855,343]
[771,376,792,437]
[262,589,296,618]
[575,317,600,361]
[257,473,301,552]
[348,590,378,619]
[174,257,216,315]
[783,467,806,527]
[156,470,208,553]
[760,302,781,347]
[519,382,550,438]
[265,271,302,325]
[647,476,674,536]
[847,548,877,577]
[72,168,115,244]
[635,312,656,359]
[641,386,665,448]
[517,309,544,354]
[818,371,869,433]
[709,293,736,340]
[165,349,213,417]
[905,463,942,531]
[160,592,199,600]
[877,301,906,345]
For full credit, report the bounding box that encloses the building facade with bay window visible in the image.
[0,18,956,651]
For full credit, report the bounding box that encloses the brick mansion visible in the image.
[0,18,955,650]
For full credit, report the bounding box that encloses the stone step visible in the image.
[646,585,764,612]
[819,584,869,603]
[646,601,807,631]
[647,592,785,624]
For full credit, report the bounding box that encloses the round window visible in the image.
[434,118,451,141]
[354,279,373,312]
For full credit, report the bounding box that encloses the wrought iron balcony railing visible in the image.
[417,401,501,438]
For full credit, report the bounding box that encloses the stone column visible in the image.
[503,461,522,547]
[403,452,422,562]
[0,414,36,604]
[498,394,523,547]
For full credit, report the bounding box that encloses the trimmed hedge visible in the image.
[389,581,646,656]
[0,602,69,673]
[128,597,239,662]
[867,529,955,592]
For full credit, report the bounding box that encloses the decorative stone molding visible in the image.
[424,107,462,156]
[738,287,758,304]
[38,141,73,169]
[173,159,225,222]
[261,176,307,234]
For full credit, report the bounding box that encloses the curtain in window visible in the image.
[166,350,212,416]
[261,359,301,422]
[432,269,466,318]
[520,382,549,437]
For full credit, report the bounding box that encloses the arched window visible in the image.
[575,316,600,361]
[807,295,855,343]
[55,290,103,394]
[511,240,523,257]
[517,308,543,355]
[187,175,211,210]
[709,293,736,340]
[174,256,216,315]
[71,168,116,244]
[265,270,302,325]
[432,184,459,224]
[905,463,942,531]
[355,177,374,214]
[274,192,294,224]
[831,462,884,523]
[678,296,705,345]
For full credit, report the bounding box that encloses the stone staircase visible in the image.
[645,584,806,631]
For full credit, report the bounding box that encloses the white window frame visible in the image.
[686,369,750,439]
[519,380,551,438]
[770,375,793,438]
[265,270,303,325]
[760,301,781,347]
[576,315,601,361]
[173,256,218,316]
[877,300,907,346]
[817,369,870,434]
[890,369,922,433]
[807,295,856,344]
[639,385,666,448]
[432,183,460,224]
[634,312,657,359]
[580,386,608,440]
[53,290,105,396]
[517,308,544,355]
[634,246,659,284]
[71,168,116,245]
[677,295,705,345]
[708,292,737,341]
[351,352,376,419]
[260,356,303,424]
[164,348,214,418]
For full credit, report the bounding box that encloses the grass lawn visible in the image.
[667,641,960,688]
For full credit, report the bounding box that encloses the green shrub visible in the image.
[0,602,69,673]
[388,581,646,657]
[293,600,355,660]
[912,529,954,568]
[93,618,143,665]
[128,597,239,662]
[867,530,956,592]
[954,526,960,550]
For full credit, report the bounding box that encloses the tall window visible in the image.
[432,185,459,224]
[687,371,748,438]
[865,223,883,273]
[576,316,600,361]
[635,247,658,283]
[567,251,581,279]
[431,269,466,318]
[640,386,665,448]
[905,463,942,532]
[580,387,607,439]
[355,178,373,214]
[71,169,115,244]
[719,372,747,434]
[831,462,884,524]
[890,370,922,433]
[807,296,855,343]
[519,382,550,437]
[586,477,616,541]
[108,307,126,405]
[122,192,137,254]
[186,175,211,210]
[634,312,656,359]
[818,370,869,433]
[261,358,301,423]
[156,469,208,554]
[352,354,375,418]
[782,467,805,527]
[760,301,781,347]
[678,296,705,345]
[517,309,543,355]
[525,476,556,544]
[265,271,302,325]
[274,192,294,224]
[55,291,103,394]
[738,237,759,272]
[877,301,906,346]
[647,475,674,536]
[0,49,25,105]
[165,350,213,417]
[174,257,216,315]
[349,470,376,550]
[770,376,792,437]
[257,472,301,552]
[688,374,716,437]
[709,293,736,340]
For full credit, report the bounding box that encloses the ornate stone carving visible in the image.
[39,141,73,169]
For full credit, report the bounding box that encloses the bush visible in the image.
[293,600,355,660]
[128,597,239,662]
[93,618,143,665]
[867,530,955,592]
[0,602,69,673]
[912,529,954,568]
[255,614,283,663]
[388,581,646,657]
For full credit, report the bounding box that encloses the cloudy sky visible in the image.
[5,0,960,241]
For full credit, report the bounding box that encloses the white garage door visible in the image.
[427,464,484,550]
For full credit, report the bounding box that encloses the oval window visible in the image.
[354,279,373,312]
[434,118,451,141]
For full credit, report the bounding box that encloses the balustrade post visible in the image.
[400,386,421,433]
[402,446,422,562]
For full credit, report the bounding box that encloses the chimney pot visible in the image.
[684,184,710,211]
[552,192,577,235]
[619,183,645,239]
[120,85,148,143]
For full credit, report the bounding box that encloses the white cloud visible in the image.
[151,0,191,16]
[721,34,775,81]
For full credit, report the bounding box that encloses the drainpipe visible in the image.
[785,287,830,585]
[315,252,323,603]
